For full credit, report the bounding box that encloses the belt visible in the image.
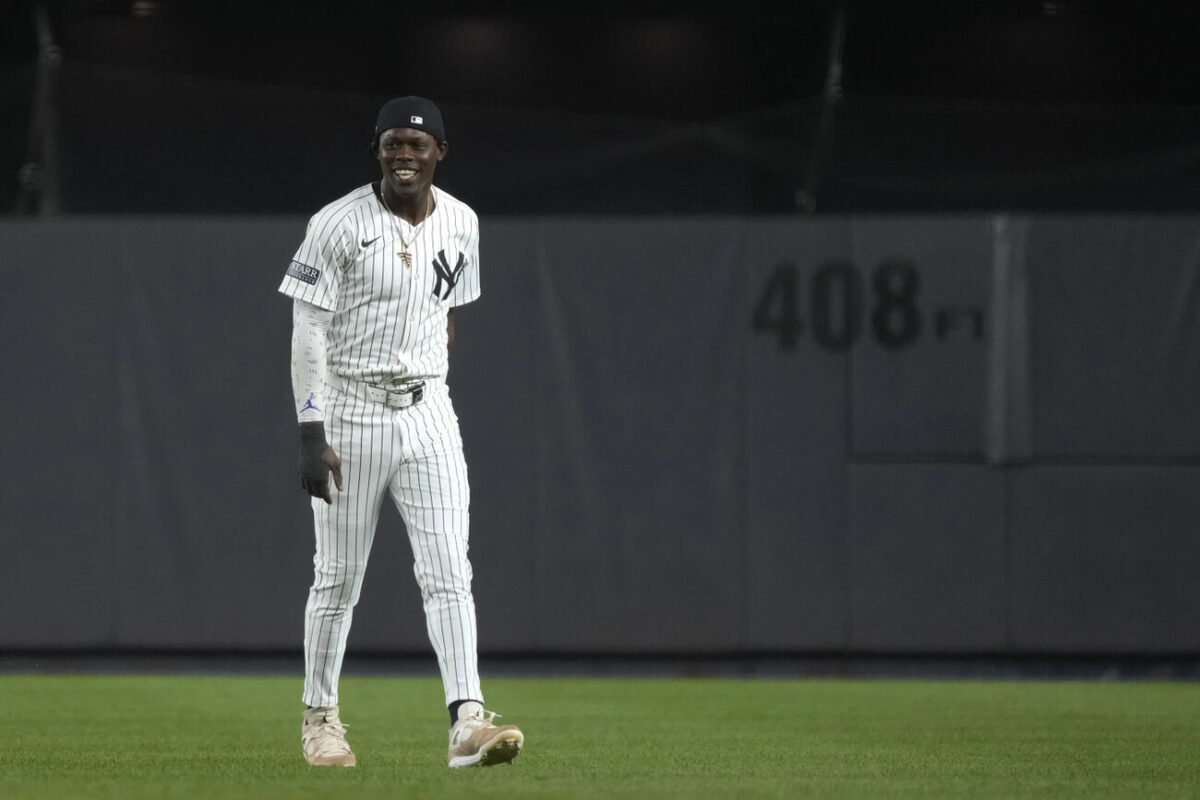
[326,372,425,410]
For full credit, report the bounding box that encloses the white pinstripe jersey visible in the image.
[278,183,481,382]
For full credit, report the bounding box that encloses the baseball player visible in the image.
[278,96,523,768]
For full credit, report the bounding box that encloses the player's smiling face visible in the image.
[377,128,447,199]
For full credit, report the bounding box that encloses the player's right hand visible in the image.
[299,422,344,504]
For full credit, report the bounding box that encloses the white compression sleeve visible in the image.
[292,299,332,423]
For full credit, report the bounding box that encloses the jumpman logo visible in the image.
[302,393,321,414]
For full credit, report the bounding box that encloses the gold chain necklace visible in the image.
[379,185,433,269]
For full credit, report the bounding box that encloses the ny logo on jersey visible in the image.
[431,249,466,300]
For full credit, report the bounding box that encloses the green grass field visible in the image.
[1,674,1197,799]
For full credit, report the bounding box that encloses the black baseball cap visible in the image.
[373,96,445,145]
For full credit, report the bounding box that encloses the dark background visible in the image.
[5,1,1200,214]
[16,2,1200,114]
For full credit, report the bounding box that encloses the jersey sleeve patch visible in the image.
[286,260,321,285]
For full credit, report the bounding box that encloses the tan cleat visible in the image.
[447,709,524,768]
[301,705,357,766]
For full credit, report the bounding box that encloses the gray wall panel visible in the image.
[1009,466,1200,652]
[744,221,854,649]
[452,221,542,651]
[528,220,750,650]
[108,220,316,647]
[1026,217,1200,457]
[3,215,1199,654]
[848,465,1007,650]
[1,222,121,645]
[849,217,993,456]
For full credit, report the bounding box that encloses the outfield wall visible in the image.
[2,215,1197,655]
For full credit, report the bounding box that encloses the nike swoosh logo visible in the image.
[361,236,381,248]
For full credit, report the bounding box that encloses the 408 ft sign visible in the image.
[752,260,983,352]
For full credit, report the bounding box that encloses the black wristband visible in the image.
[299,421,328,450]
[298,421,331,489]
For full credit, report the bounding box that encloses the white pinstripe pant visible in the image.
[302,378,482,709]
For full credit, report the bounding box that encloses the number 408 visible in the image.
[752,260,922,352]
